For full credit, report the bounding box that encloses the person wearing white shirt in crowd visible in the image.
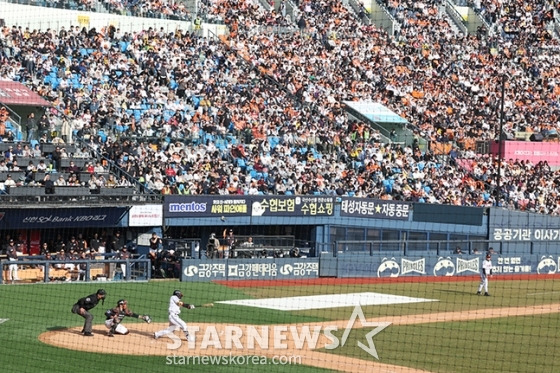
[94,161,106,174]
[36,160,48,172]
[152,177,165,192]
[54,175,67,186]
[4,174,17,188]
[118,175,132,187]
[10,160,21,171]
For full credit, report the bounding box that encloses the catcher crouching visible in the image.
[104,299,151,337]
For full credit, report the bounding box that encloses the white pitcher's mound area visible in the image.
[217,292,438,311]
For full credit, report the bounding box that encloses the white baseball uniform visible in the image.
[478,257,493,293]
[154,295,189,340]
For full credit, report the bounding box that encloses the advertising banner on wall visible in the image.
[251,196,334,217]
[129,204,163,227]
[489,140,560,166]
[335,254,544,278]
[181,258,320,282]
[0,207,128,229]
[165,196,335,218]
[491,227,560,241]
[183,255,556,281]
[166,195,249,217]
[339,198,410,220]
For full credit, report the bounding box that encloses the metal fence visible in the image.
[1,258,151,284]
[332,240,555,256]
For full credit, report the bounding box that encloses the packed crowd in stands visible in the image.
[102,0,192,20]
[474,0,555,40]
[1,0,560,214]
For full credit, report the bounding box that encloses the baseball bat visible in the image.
[194,303,214,308]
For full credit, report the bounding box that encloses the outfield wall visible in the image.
[180,254,559,281]
[181,258,320,282]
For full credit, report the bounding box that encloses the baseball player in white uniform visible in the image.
[154,290,195,341]
[477,254,493,296]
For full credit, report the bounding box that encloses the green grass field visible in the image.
[0,277,558,373]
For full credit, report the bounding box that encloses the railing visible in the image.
[0,186,162,205]
[445,0,469,35]
[554,10,560,39]
[370,0,397,36]
[1,103,22,140]
[257,0,273,11]
[348,0,371,25]
[0,258,151,284]
[284,0,298,24]
[333,239,557,256]
[250,25,299,36]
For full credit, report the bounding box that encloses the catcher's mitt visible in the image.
[143,315,152,323]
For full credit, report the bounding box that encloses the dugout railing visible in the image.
[0,258,151,284]
[333,239,554,256]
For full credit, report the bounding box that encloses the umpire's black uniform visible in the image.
[72,289,106,336]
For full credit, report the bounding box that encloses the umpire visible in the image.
[71,289,107,336]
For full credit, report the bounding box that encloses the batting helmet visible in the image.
[97,289,107,298]
[173,290,183,298]
[117,299,127,306]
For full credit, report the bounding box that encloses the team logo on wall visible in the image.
[537,256,557,274]
[456,258,479,274]
[433,257,455,276]
[183,265,199,277]
[377,258,400,278]
[401,258,425,275]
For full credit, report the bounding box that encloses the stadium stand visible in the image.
[0,0,560,213]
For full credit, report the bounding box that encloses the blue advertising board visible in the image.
[181,258,320,282]
[0,207,128,229]
[179,255,558,282]
[335,254,557,278]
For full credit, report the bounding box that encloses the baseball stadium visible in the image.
[1,0,560,372]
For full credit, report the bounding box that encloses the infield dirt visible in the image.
[39,303,560,373]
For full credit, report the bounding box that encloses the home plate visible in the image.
[217,292,438,311]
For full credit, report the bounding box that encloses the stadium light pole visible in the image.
[496,74,506,205]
